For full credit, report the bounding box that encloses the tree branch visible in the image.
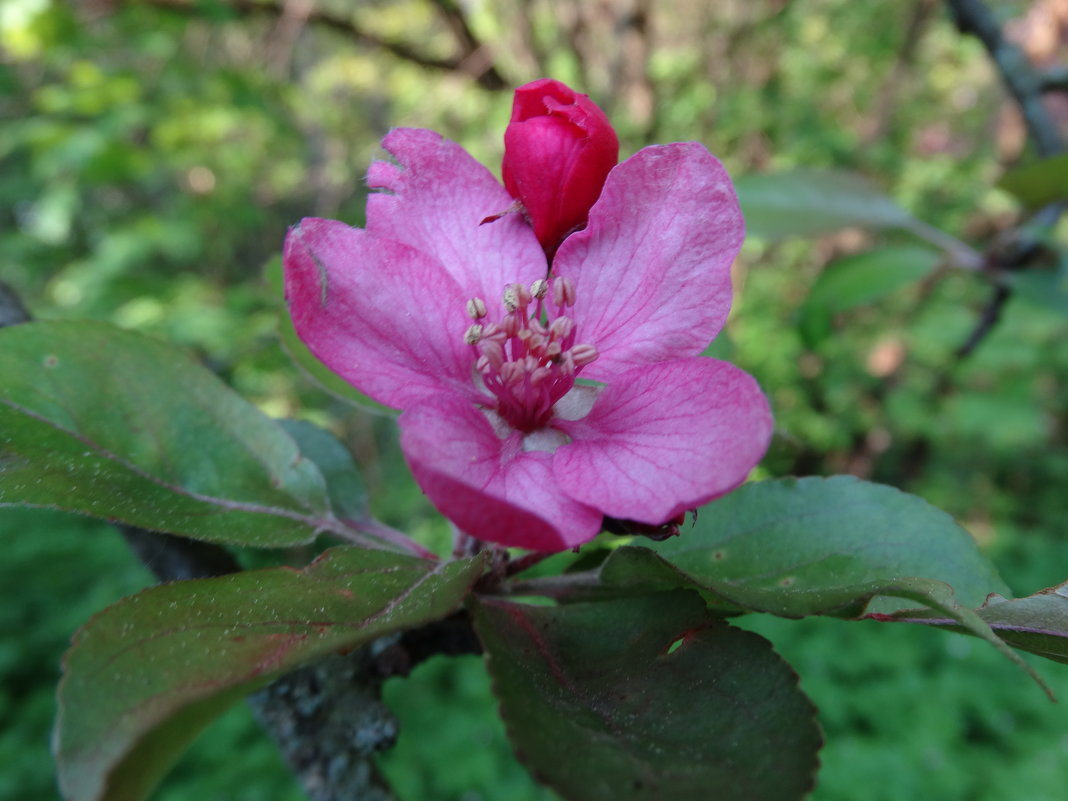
[0,281,31,328]
[946,0,1065,157]
[944,0,1067,361]
[128,0,507,90]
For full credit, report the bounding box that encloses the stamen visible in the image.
[570,343,598,367]
[459,275,598,433]
[478,339,505,369]
[503,282,532,312]
[463,324,484,345]
[466,297,488,319]
[549,317,573,340]
[552,276,576,308]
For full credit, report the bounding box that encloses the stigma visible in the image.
[462,276,598,433]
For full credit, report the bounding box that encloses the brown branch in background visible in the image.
[428,0,506,88]
[944,0,1067,361]
[509,0,549,78]
[126,0,507,90]
[0,281,31,328]
[1042,65,1068,93]
[946,0,1065,158]
[862,0,939,145]
[614,0,656,142]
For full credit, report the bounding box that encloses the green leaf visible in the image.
[1007,265,1068,315]
[997,153,1068,210]
[278,419,367,522]
[601,476,1009,616]
[870,581,1068,666]
[0,320,336,547]
[735,169,914,240]
[471,592,822,801]
[799,245,942,346]
[55,547,486,801]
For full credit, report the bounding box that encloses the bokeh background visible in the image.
[3,0,1068,799]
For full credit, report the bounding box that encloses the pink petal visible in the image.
[284,218,476,410]
[554,143,744,379]
[553,358,771,523]
[399,396,603,552]
[366,128,547,307]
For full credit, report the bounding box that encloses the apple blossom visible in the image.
[284,126,771,552]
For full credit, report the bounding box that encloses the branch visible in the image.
[428,0,507,89]
[943,0,1067,361]
[946,0,1065,157]
[0,281,31,328]
[1041,65,1068,93]
[129,0,507,90]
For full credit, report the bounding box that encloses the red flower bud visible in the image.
[502,79,619,256]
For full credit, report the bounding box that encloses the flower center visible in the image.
[462,276,598,433]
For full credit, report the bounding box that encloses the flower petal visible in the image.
[553,358,771,523]
[554,143,744,379]
[366,128,546,305]
[400,396,603,552]
[284,218,475,409]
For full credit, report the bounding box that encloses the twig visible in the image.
[0,281,31,328]
[944,0,1067,360]
[127,0,507,90]
[428,0,507,89]
[1040,65,1068,93]
[946,0,1065,158]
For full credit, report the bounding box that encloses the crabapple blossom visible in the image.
[284,125,771,552]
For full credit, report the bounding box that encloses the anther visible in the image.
[463,324,484,345]
[530,278,548,299]
[570,343,599,367]
[466,297,487,320]
[549,317,573,340]
[502,283,532,312]
[552,276,577,307]
[478,339,505,369]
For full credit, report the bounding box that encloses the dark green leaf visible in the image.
[55,547,485,801]
[736,169,914,240]
[278,419,367,522]
[601,476,1008,616]
[997,153,1068,210]
[799,245,941,346]
[471,592,822,801]
[1007,266,1068,315]
[0,320,336,547]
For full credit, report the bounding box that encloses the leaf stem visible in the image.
[342,517,438,560]
[496,571,603,599]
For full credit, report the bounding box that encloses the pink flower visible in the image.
[502,79,619,256]
[284,128,772,552]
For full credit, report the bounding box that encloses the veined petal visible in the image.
[553,358,771,524]
[554,143,743,379]
[366,128,547,306]
[400,396,603,552]
[284,218,475,409]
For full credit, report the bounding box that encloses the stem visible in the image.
[904,219,984,270]
[497,570,603,599]
[504,551,554,577]
[344,517,438,560]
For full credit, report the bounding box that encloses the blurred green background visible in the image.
[3,0,1068,799]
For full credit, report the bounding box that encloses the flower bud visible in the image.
[502,79,619,256]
